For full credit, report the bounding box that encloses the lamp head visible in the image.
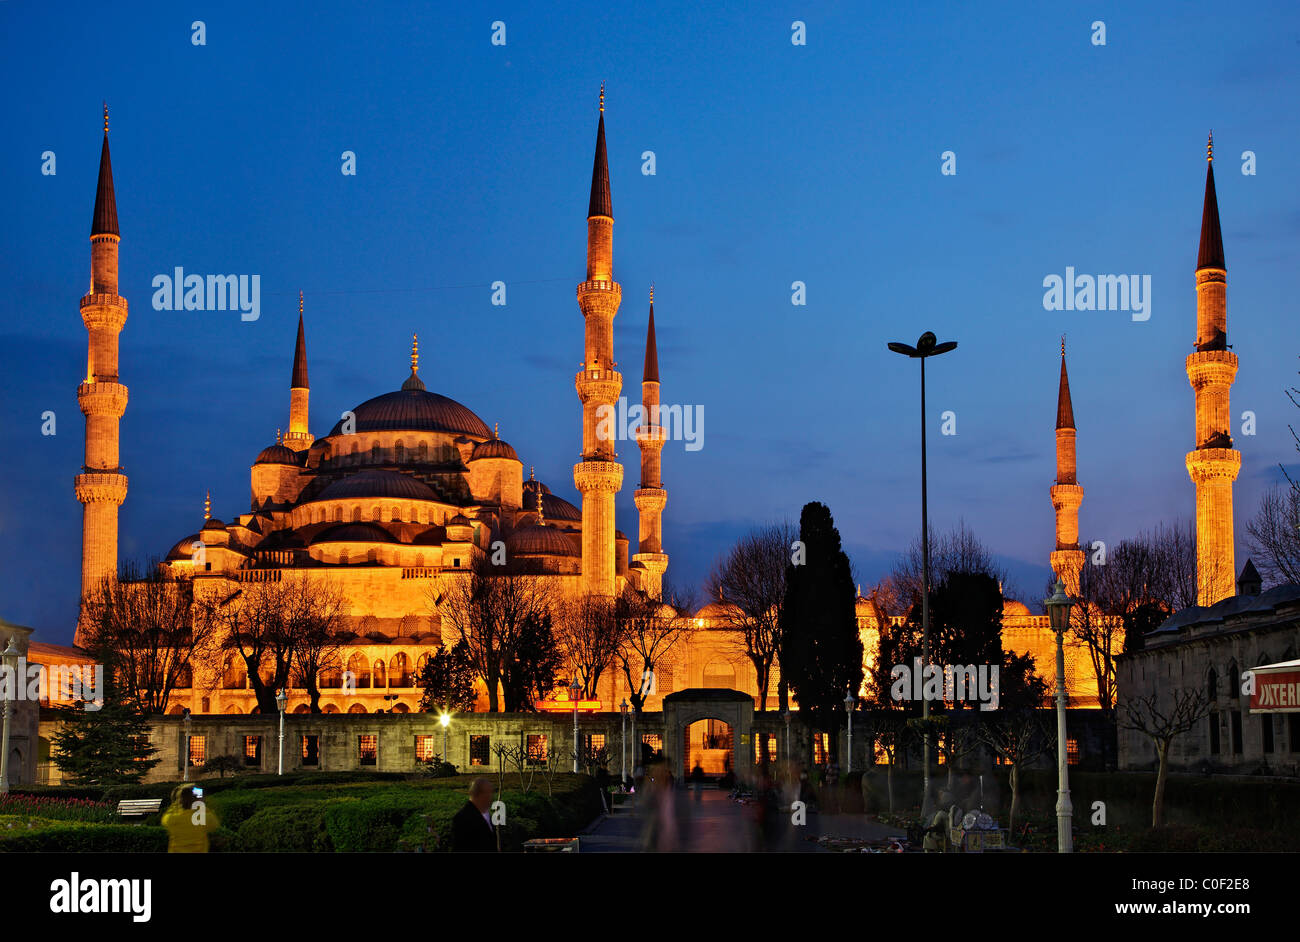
[439,712,451,728]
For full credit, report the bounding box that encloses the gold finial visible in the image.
[494,422,499,439]
[1061,334,1066,357]
[411,333,419,374]
[649,283,654,304]
[299,291,304,317]
[103,102,109,133]
[1207,130,1213,163]
[599,82,605,113]
[536,485,545,525]
[276,428,282,444]
[204,490,211,521]
[529,466,535,481]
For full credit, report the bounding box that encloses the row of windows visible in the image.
[1208,710,1300,756]
[215,652,428,690]
[324,440,456,466]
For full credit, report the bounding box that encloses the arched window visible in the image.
[1206,668,1218,701]
[1227,659,1239,699]
[352,507,361,523]
[390,653,411,688]
[416,442,428,463]
[703,661,736,690]
[323,704,340,714]
[415,553,425,568]
[415,652,430,680]
[389,506,400,522]
[347,652,371,688]
[395,440,405,463]
[371,441,381,463]
[293,704,311,714]
[333,506,342,523]
[391,703,410,714]
[348,703,367,714]
[371,506,381,522]
[319,663,343,688]
[339,550,349,566]
[373,659,386,688]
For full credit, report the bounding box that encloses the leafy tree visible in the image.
[501,613,561,711]
[780,502,862,758]
[416,640,478,714]
[48,679,160,786]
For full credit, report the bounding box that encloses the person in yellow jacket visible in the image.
[161,784,220,853]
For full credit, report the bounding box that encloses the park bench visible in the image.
[115,798,163,818]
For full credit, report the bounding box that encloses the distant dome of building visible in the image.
[522,481,582,522]
[1003,599,1032,618]
[327,388,491,438]
[507,524,579,557]
[470,438,519,461]
[166,533,203,560]
[310,523,397,545]
[255,444,300,465]
[447,513,472,527]
[201,518,226,531]
[695,601,743,621]
[315,470,437,503]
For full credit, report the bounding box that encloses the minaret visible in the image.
[284,291,313,451]
[1185,132,1240,605]
[1050,338,1084,596]
[75,105,129,629]
[573,84,624,597]
[633,286,668,598]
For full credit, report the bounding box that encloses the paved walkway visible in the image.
[580,788,905,853]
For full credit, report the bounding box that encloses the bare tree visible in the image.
[1061,543,1123,713]
[215,578,308,714]
[886,520,1010,615]
[556,594,625,700]
[705,522,794,711]
[78,562,218,714]
[1247,487,1300,587]
[1120,687,1211,827]
[615,582,696,714]
[285,576,349,713]
[976,711,1054,837]
[865,709,909,813]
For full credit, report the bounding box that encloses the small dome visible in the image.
[201,519,226,531]
[310,523,397,545]
[506,524,579,557]
[1003,599,1032,618]
[470,438,519,461]
[166,533,203,560]
[447,513,472,527]
[523,481,582,522]
[694,601,744,621]
[316,470,437,503]
[255,444,300,465]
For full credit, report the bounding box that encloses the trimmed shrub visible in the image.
[235,803,336,852]
[0,824,167,853]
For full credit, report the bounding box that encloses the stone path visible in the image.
[579,787,906,853]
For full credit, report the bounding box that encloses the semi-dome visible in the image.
[255,444,300,465]
[310,523,397,545]
[166,533,203,560]
[523,481,582,522]
[506,524,579,557]
[470,438,519,461]
[315,470,438,503]
[327,388,491,438]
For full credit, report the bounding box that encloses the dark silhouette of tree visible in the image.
[49,675,160,786]
[501,612,561,711]
[780,502,862,758]
[417,640,479,714]
[1120,687,1211,827]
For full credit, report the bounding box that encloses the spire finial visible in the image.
[204,490,211,521]
[1061,334,1066,357]
[649,283,654,304]
[599,82,605,113]
[299,290,304,317]
[411,333,419,374]
[536,484,545,524]
[530,466,535,481]
[276,428,281,444]
[1207,130,1214,163]
[103,101,109,134]
[494,422,499,439]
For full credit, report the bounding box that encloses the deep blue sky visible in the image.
[3,1,1298,643]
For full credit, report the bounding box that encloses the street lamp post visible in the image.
[1045,579,1075,853]
[782,710,792,764]
[182,708,192,783]
[844,691,856,774]
[570,678,582,773]
[888,330,957,817]
[276,688,288,776]
[0,637,20,795]
[440,711,451,766]
[619,698,629,787]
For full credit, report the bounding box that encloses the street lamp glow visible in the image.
[439,712,450,728]
[888,329,957,818]
[1043,579,1075,853]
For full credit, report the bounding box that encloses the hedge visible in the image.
[0,824,167,853]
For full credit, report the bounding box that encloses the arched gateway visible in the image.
[661,689,754,783]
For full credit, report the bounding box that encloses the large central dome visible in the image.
[328,387,492,438]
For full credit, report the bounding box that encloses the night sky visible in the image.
[2,1,1298,644]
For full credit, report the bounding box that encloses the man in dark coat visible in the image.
[451,777,498,852]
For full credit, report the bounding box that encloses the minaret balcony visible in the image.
[77,381,129,417]
[1185,448,1241,483]
[80,293,128,331]
[634,424,667,446]
[573,459,624,493]
[74,471,128,505]
[632,551,668,573]
[1185,350,1238,388]
[575,369,622,403]
[633,487,667,512]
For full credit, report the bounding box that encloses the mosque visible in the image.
[48,100,1247,724]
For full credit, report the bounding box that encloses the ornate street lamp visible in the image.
[439,711,451,767]
[0,637,20,795]
[182,708,192,783]
[888,330,957,817]
[570,678,582,773]
[844,690,856,773]
[1044,579,1075,853]
[276,688,288,775]
[619,698,629,787]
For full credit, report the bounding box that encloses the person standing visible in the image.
[162,785,220,853]
[451,777,498,852]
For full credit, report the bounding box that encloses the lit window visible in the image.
[243,735,261,767]
[415,735,436,763]
[813,733,828,765]
[527,734,549,765]
[189,735,207,767]
[358,735,377,766]
[470,735,491,766]
[1066,738,1080,765]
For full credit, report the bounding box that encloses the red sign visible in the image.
[1249,669,1300,713]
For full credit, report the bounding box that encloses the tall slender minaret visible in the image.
[284,291,313,452]
[573,85,624,597]
[75,105,129,634]
[1185,132,1240,605]
[1050,338,1084,596]
[633,286,668,598]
